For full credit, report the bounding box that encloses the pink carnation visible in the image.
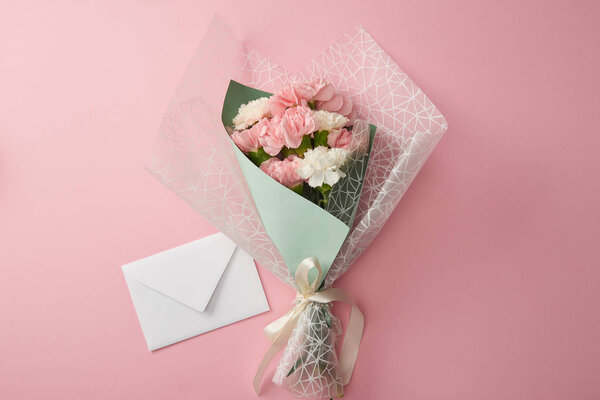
[327,128,352,149]
[270,84,301,116]
[259,156,304,188]
[298,80,355,120]
[258,115,286,156]
[313,82,335,101]
[293,80,327,102]
[281,105,316,149]
[231,119,268,152]
[270,80,334,116]
[317,92,354,118]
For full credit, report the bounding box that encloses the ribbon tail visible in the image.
[314,287,365,385]
[339,303,364,385]
[263,307,297,343]
[253,309,303,394]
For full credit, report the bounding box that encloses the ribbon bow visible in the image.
[253,257,364,395]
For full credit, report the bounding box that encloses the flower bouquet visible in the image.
[225,79,375,214]
[147,16,447,399]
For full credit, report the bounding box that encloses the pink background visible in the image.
[1,1,599,399]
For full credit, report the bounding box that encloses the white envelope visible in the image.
[122,233,269,351]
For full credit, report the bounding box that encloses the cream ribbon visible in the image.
[253,257,364,395]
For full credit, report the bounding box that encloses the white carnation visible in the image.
[312,110,348,131]
[327,147,351,166]
[296,146,350,188]
[232,97,271,130]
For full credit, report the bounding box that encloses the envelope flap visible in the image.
[123,233,237,312]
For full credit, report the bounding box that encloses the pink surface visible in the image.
[1,1,599,399]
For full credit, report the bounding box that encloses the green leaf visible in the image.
[294,134,312,157]
[317,184,332,207]
[301,183,322,204]
[313,130,329,147]
[282,147,294,158]
[320,305,332,329]
[247,148,272,166]
[307,100,316,110]
[291,184,303,195]
[282,134,313,158]
[287,357,304,377]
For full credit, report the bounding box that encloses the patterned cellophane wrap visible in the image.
[147,16,447,399]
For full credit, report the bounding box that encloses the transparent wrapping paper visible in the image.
[272,302,344,398]
[147,16,447,399]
